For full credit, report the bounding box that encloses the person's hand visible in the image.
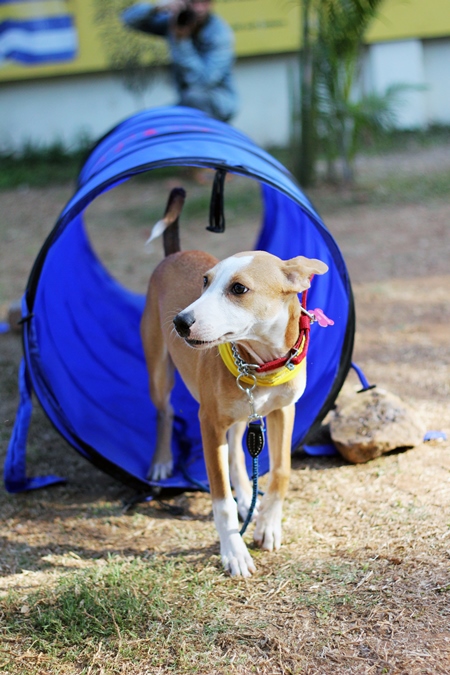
[172,23,194,39]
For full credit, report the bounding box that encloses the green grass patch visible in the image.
[0,556,245,674]
[0,142,187,190]
[367,167,450,204]
[90,175,262,230]
[0,142,89,189]
[271,125,450,168]
[288,560,363,617]
[0,552,400,674]
[360,124,450,155]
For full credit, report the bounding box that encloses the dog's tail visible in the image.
[144,187,186,257]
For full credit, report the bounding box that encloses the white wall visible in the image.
[1,38,450,153]
[233,54,298,147]
[0,54,297,152]
[0,69,174,152]
[365,39,427,128]
[423,37,450,124]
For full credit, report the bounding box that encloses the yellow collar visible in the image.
[218,341,306,387]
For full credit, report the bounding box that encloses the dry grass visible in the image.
[1,148,450,674]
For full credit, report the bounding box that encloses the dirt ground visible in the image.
[0,145,449,674]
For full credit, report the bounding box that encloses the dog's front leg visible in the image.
[253,403,295,552]
[200,414,256,577]
[228,421,258,522]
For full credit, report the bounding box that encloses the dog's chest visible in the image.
[230,378,306,421]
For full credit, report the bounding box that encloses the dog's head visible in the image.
[173,251,328,349]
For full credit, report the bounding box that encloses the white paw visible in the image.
[253,499,283,552]
[236,495,260,523]
[148,460,173,482]
[221,533,256,577]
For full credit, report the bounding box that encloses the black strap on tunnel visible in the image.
[207,168,226,232]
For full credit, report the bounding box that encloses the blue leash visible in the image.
[180,445,262,537]
[239,455,260,536]
[230,344,267,537]
[239,417,265,536]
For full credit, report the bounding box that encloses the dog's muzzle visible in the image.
[173,311,195,338]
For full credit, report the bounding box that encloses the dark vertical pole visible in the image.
[298,0,316,187]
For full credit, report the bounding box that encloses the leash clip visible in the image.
[236,372,257,395]
[285,346,301,371]
[300,305,316,323]
[231,343,266,440]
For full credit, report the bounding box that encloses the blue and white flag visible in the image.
[0,0,78,65]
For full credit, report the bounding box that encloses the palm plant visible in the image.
[94,0,167,96]
[296,0,387,186]
[317,82,406,183]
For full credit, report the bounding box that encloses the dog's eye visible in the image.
[203,276,208,288]
[231,282,248,295]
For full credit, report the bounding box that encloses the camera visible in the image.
[175,6,196,27]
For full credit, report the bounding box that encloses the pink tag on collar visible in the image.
[312,308,334,327]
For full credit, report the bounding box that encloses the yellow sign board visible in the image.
[216,0,300,56]
[365,0,450,43]
[1,0,449,83]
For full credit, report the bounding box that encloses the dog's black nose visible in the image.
[173,311,195,338]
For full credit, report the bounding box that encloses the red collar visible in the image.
[255,290,311,374]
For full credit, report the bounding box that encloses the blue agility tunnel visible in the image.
[4,106,354,494]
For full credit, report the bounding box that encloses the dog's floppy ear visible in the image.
[282,256,328,293]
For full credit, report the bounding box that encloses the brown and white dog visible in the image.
[141,189,328,577]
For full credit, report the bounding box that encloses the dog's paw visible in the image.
[148,460,173,482]
[253,499,283,552]
[236,495,260,523]
[221,533,256,578]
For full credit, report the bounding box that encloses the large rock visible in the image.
[329,386,426,464]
